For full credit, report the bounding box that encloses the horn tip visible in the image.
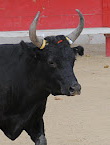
[75,9,80,13]
[34,11,41,20]
[75,9,84,19]
[37,11,41,15]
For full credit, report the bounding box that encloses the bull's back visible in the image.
[0,44,22,65]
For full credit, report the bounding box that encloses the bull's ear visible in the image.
[72,46,84,56]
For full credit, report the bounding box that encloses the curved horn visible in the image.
[29,11,43,48]
[67,9,84,43]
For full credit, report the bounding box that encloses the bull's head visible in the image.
[29,10,84,96]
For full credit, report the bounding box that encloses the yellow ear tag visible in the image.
[40,40,47,49]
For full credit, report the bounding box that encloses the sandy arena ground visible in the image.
[0,44,110,145]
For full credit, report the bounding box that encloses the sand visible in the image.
[0,44,110,145]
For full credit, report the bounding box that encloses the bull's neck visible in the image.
[26,59,48,92]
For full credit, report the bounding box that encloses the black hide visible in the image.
[0,35,84,144]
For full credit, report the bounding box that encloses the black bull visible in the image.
[0,10,84,145]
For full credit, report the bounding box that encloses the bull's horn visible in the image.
[67,9,84,44]
[29,11,44,48]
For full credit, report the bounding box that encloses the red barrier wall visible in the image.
[102,0,110,27]
[0,0,110,31]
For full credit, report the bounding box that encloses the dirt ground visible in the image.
[0,44,110,145]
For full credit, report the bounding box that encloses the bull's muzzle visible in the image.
[69,83,81,96]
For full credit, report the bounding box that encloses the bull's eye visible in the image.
[48,60,57,68]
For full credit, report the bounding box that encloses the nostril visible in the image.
[69,84,81,95]
[69,86,75,92]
